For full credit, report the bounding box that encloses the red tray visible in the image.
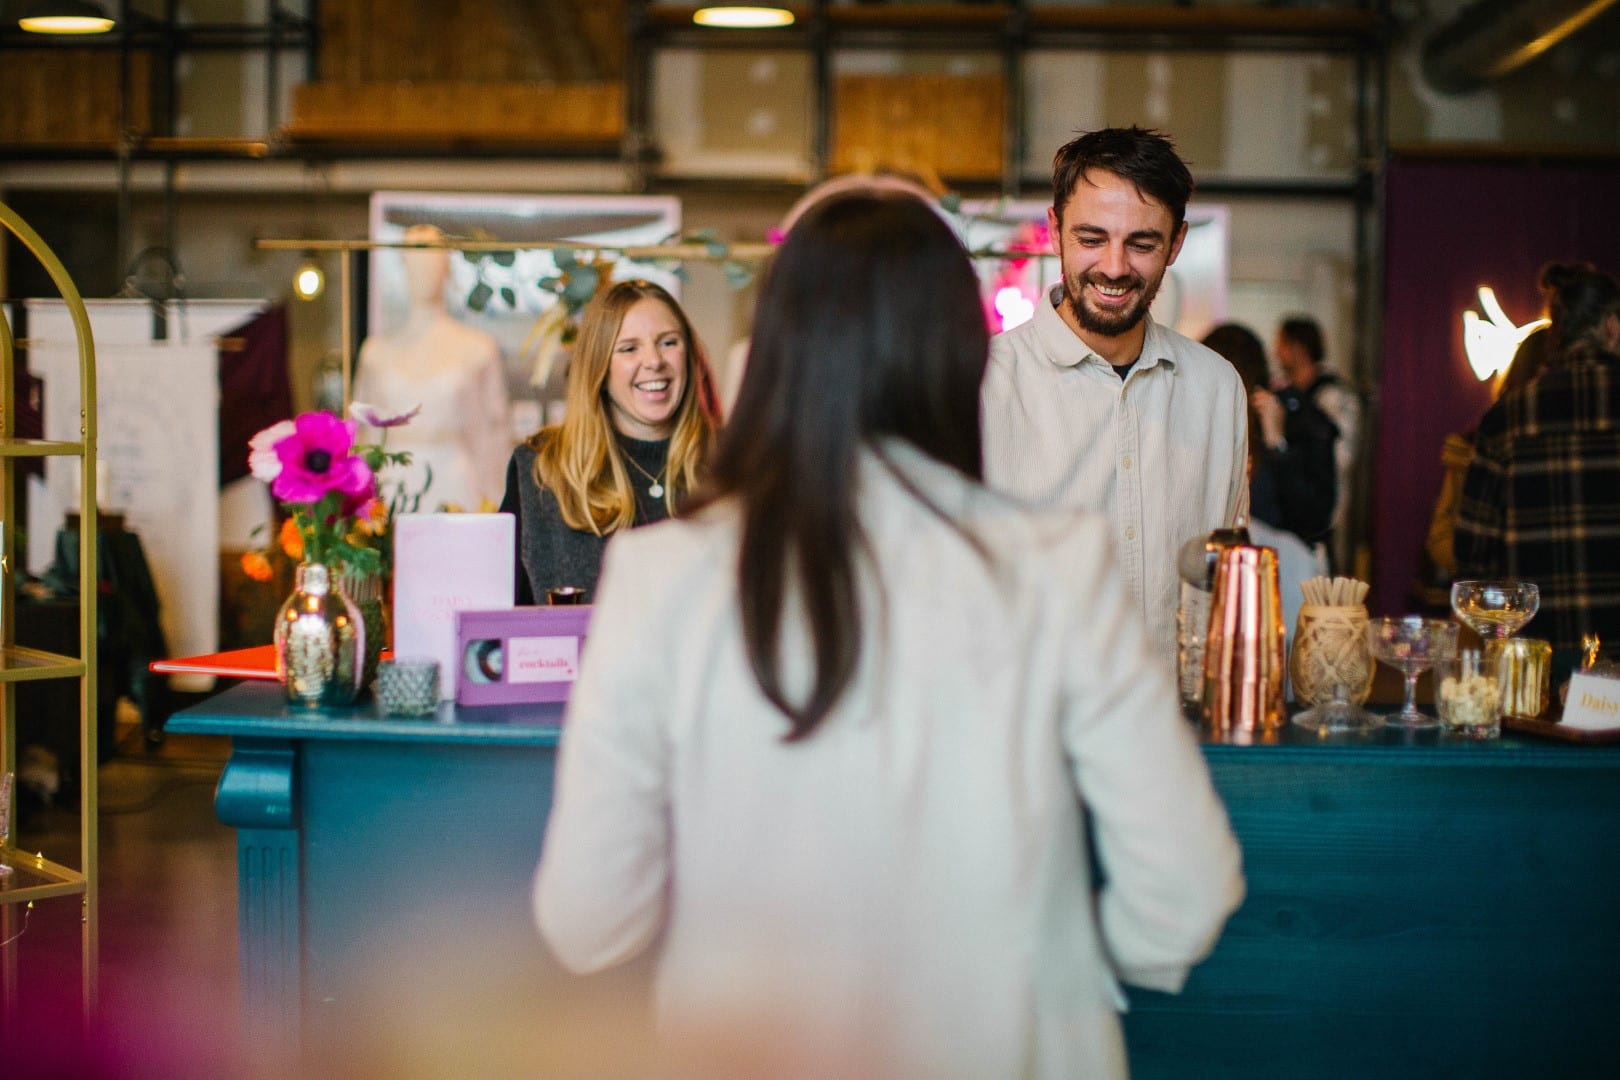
[151,644,394,682]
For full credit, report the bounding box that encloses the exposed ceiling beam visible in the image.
[1422,0,1620,94]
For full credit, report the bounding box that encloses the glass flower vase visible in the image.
[338,566,390,694]
[274,561,366,708]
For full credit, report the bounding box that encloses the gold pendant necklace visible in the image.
[625,453,667,499]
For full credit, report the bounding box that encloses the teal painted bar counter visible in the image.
[1126,728,1620,1078]
[172,684,1620,1076]
[167,681,567,1057]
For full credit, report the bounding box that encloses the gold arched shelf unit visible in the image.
[1,200,100,1020]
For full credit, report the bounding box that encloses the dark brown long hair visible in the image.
[1201,322,1268,455]
[700,192,989,740]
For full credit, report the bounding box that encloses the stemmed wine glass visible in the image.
[1368,617,1459,729]
[1450,580,1540,641]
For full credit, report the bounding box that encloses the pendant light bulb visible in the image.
[19,1,115,34]
[293,256,326,301]
[693,6,795,29]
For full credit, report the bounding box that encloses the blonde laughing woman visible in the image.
[499,280,717,604]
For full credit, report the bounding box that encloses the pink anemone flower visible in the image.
[270,412,374,506]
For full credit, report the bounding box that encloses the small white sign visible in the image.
[507,636,580,685]
[1560,673,1620,732]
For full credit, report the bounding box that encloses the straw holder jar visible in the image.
[1290,604,1375,708]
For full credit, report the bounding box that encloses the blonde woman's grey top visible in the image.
[498,435,672,605]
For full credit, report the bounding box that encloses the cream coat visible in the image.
[535,440,1245,1079]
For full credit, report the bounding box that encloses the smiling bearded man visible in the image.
[980,126,1249,671]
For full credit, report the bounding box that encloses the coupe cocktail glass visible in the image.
[1368,617,1458,729]
[1450,580,1539,641]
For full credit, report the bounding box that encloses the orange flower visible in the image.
[240,550,274,583]
[278,516,305,560]
[353,497,388,537]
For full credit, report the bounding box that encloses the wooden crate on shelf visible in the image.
[0,50,150,146]
[284,80,623,147]
[317,0,624,83]
[832,72,1004,184]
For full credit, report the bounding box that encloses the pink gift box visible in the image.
[393,513,515,700]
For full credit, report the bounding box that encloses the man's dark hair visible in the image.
[700,192,989,741]
[1279,316,1325,365]
[1051,126,1194,231]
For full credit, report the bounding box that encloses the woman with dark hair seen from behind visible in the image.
[534,192,1244,1078]
[499,279,716,603]
[1456,262,1620,654]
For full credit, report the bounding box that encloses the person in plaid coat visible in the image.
[1455,262,1620,655]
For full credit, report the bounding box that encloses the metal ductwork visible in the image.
[1421,0,1620,94]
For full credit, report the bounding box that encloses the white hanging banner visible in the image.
[27,299,264,674]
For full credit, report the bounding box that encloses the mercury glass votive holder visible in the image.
[375,658,441,717]
[1488,637,1553,720]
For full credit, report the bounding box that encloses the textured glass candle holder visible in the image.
[1290,603,1378,732]
[1437,649,1503,738]
[375,658,440,717]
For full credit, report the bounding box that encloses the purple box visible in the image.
[455,606,592,707]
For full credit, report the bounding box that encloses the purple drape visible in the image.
[217,304,291,488]
[1371,158,1620,615]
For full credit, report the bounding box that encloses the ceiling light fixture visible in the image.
[18,0,115,35]
[293,255,326,301]
[693,6,795,29]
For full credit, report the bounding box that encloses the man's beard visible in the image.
[1063,269,1163,338]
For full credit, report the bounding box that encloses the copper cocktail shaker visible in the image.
[1175,527,1252,708]
[1201,544,1286,737]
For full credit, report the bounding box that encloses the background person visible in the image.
[1203,322,1337,549]
[535,192,1244,1079]
[1202,321,1331,664]
[1274,315,1360,571]
[1456,262,1620,654]
[1411,326,1552,611]
[353,223,511,511]
[499,279,716,604]
[981,125,1249,671]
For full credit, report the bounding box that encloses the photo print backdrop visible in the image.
[367,192,682,438]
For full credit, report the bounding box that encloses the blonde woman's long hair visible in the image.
[530,280,716,534]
